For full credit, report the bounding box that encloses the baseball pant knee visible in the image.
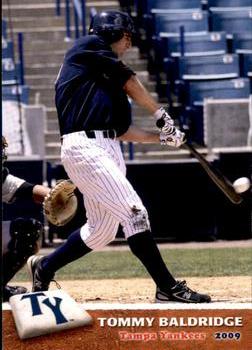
[80,221,119,250]
[122,205,151,238]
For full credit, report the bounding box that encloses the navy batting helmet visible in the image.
[89,10,135,44]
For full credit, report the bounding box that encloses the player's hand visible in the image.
[159,127,185,147]
[154,107,186,148]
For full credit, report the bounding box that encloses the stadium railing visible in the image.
[55,0,96,40]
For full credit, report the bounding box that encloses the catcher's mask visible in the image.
[89,10,135,44]
[2,136,8,164]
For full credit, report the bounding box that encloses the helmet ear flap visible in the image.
[100,28,124,44]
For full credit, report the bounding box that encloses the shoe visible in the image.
[155,280,211,303]
[3,285,28,302]
[27,255,55,292]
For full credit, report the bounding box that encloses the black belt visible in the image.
[85,130,116,139]
[61,130,117,143]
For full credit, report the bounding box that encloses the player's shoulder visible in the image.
[72,34,110,51]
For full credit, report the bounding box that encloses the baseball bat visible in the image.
[184,142,243,205]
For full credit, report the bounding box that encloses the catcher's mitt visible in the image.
[43,180,78,226]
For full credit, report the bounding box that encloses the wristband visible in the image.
[153,107,167,120]
[14,181,35,201]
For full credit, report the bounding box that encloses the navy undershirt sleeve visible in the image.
[14,181,35,201]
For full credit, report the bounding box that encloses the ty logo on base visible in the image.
[10,290,93,339]
[21,292,68,324]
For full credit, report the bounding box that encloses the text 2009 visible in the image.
[214,332,241,340]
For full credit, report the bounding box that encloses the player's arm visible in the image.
[118,125,159,143]
[3,173,50,204]
[123,75,159,114]
[15,182,50,204]
[32,185,50,204]
[123,75,185,148]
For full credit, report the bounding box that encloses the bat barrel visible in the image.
[184,143,243,205]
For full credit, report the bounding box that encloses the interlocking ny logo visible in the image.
[21,293,68,325]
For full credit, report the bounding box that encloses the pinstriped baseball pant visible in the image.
[61,131,150,250]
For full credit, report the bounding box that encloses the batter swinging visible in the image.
[28,11,210,303]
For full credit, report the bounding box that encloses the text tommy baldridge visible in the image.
[97,316,243,327]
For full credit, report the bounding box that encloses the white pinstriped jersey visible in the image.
[61,131,150,250]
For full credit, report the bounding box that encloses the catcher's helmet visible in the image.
[89,10,135,44]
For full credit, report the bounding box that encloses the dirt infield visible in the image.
[3,308,252,350]
[4,276,251,350]
[9,276,251,303]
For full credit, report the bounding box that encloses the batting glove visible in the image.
[154,107,186,148]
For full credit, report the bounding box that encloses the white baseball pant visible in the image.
[61,131,150,250]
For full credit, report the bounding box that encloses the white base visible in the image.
[9,289,93,339]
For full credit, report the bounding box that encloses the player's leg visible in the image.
[109,139,211,303]
[111,170,210,302]
[29,135,210,301]
[127,232,211,303]
[87,141,211,302]
[39,196,119,272]
[80,165,210,302]
[27,196,120,292]
[61,142,178,292]
[27,226,91,292]
[27,137,140,291]
[80,196,120,249]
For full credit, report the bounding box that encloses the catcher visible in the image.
[2,136,77,301]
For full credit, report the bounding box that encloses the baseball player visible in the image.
[28,11,211,303]
[2,136,50,301]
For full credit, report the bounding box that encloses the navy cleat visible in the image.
[155,280,211,303]
[27,255,57,292]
